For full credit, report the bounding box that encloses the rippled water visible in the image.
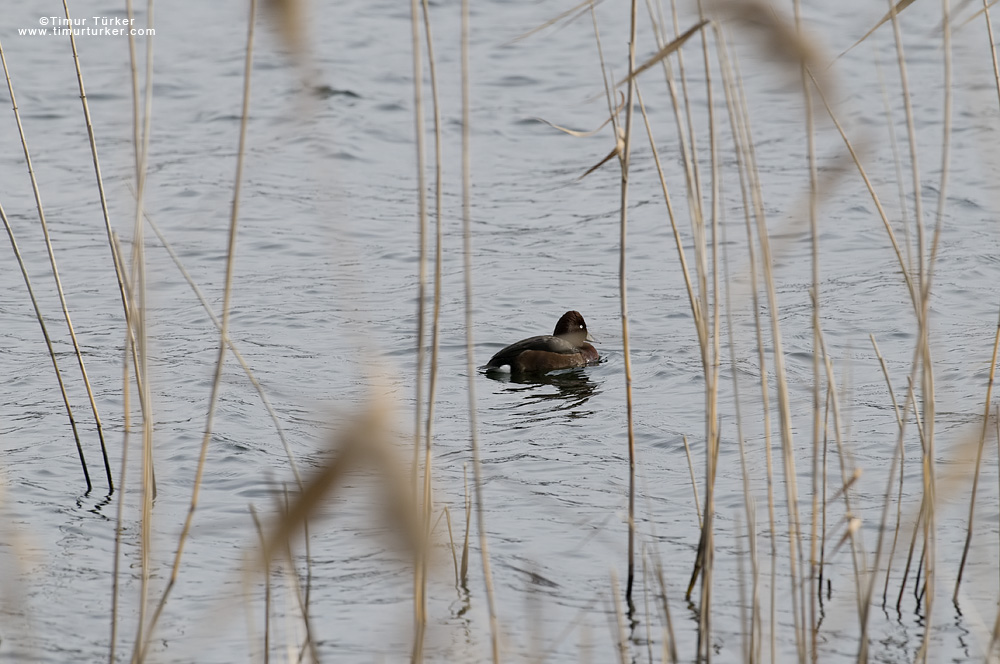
[1,0,999,661]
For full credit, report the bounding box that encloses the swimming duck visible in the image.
[484,310,599,374]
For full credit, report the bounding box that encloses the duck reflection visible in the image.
[485,367,601,419]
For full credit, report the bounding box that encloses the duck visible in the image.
[484,310,599,374]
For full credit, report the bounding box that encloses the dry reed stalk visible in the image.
[747,89,807,664]
[921,2,954,637]
[460,465,470,587]
[984,0,1000,112]
[650,558,678,663]
[722,212,762,663]
[63,0,121,491]
[109,345,131,664]
[713,28,779,661]
[0,196,90,490]
[807,70,917,309]
[579,10,624,192]
[122,2,158,657]
[632,83,698,329]
[408,0,429,650]
[609,573,629,664]
[839,0,918,58]
[413,0,444,657]
[954,308,1000,598]
[461,0,500,657]
[858,339,912,661]
[639,548,654,664]
[637,4,708,265]
[869,334,910,607]
[814,326,864,613]
[688,18,723,628]
[109,229,140,664]
[791,0,822,652]
[249,506,271,664]
[409,0,428,501]
[874,45,915,277]
[0,38,99,493]
[886,0,925,292]
[277,488,318,663]
[666,0,705,235]
[627,11,720,626]
[818,386,829,607]
[896,378,926,612]
[508,0,600,44]
[617,0,639,610]
[138,1,256,657]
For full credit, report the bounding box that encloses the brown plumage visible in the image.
[484,311,599,374]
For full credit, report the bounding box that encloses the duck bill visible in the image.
[586,331,596,343]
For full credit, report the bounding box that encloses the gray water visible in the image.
[1,0,999,661]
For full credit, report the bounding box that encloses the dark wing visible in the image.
[485,334,579,368]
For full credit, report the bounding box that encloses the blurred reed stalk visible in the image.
[112,2,157,660]
[462,0,501,657]
[136,0,256,658]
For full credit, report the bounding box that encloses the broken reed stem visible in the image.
[681,436,702,527]
[460,465,471,587]
[620,0,638,611]
[954,306,1000,600]
[461,0,500,658]
[443,506,459,586]
[0,37,96,493]
[633,82,698,327]
[138,0,256,656]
